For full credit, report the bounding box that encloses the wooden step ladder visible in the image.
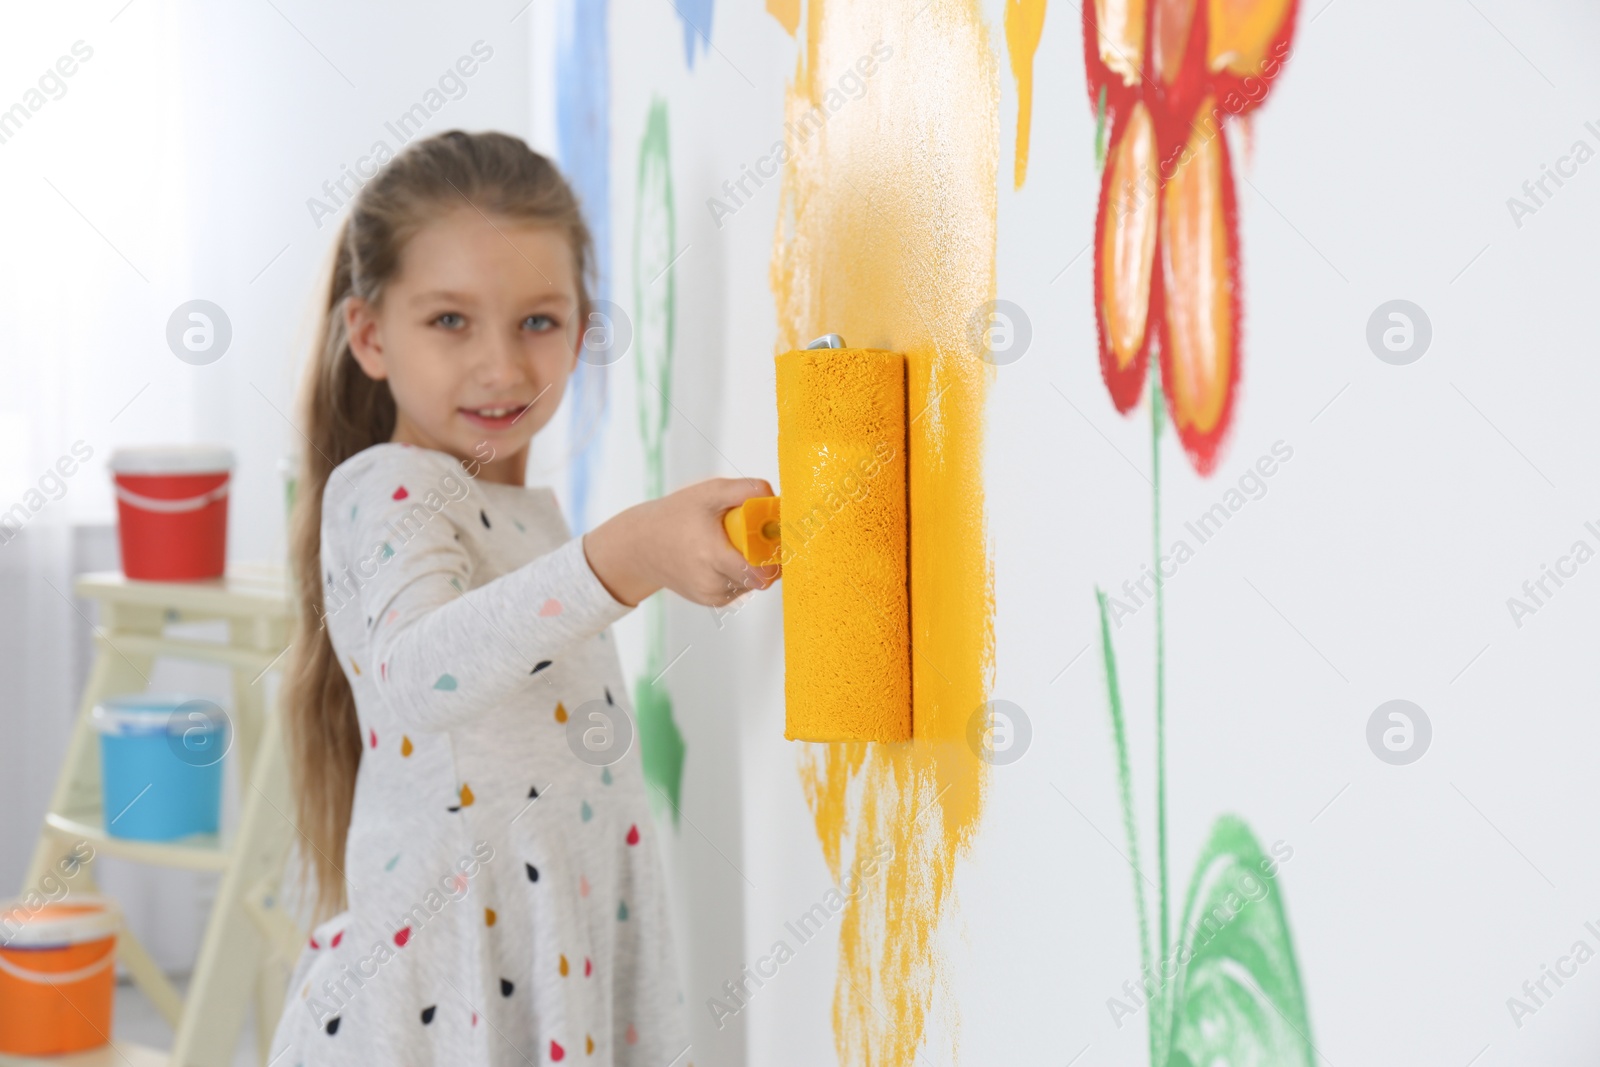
[4,565,306,1067]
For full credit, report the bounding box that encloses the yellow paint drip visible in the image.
[776,347,909,742]
[771,1,998,1063]
[1004,0,1049,189]
[766,0,802,35]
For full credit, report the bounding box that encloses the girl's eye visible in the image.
[523,314,557,332]
[433,312,465,330]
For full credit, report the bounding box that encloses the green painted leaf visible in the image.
[1164,816,1314,1067]
[635,672,684,823]
[1094,84,1108,171]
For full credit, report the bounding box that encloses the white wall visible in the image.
[594,0,1600,1064]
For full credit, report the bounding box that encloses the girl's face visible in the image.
[345,206,583,485]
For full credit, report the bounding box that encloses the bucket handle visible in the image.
[0,946,116,985]
[114,481,229,514]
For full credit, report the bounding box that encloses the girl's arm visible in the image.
[323,445,630,734]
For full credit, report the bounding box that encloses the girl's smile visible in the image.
[458,398,536,432]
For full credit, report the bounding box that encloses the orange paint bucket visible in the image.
[0,896,120,1056]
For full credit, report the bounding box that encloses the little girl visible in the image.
[270,129,776,1066]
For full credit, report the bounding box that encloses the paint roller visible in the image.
[721,335,912,743]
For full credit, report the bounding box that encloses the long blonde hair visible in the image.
[286,130,594,920]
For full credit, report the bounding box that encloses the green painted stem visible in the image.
[1094,589,1156,1067]
[646,589,665,672]
[631,98,686,818]
[1152,378,1168,981]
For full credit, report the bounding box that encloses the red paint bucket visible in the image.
[109,446,234,580]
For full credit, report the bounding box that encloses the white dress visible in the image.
[267,442,689,1067]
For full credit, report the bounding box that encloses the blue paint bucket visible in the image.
[92,694,229,842]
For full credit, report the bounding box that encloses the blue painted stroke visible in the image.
[674,0,714,68]
[556,0,610,533]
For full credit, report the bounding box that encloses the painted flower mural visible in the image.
[1086,0,1296,473]
[1082,2,1316,1065]
[631,98,688,819]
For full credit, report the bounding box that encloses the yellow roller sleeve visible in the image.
[774,346,910,742]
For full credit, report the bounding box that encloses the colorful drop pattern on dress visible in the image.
[288,470,677,1063]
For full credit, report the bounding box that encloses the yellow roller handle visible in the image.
[722,495,782,567]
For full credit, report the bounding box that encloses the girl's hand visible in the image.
[583,478,780,608]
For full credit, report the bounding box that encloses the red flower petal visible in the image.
[394,926,412,947]
[625,824,640,846]
[393,486,409,500]
[1207,0,1299,115]
[1094,101,1160,414]
[1157,96,1242,475]
[1149,0,1212,152]
[550,1039,565,1061]
[1082,0,1145,123]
